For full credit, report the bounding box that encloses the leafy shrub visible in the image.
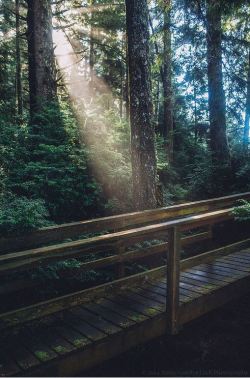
[232,200,250,221]
[0,194,51,236]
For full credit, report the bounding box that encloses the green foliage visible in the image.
[0,194,50,237]
[9,101,105,222]
[232,200,250,221]
[31,259,82,280]
[82,105,132,213]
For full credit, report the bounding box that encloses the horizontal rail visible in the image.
[0,192,249,253]
[0,208,234,274]
[0,231,211,279]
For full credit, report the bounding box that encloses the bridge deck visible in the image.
[1,246,250,377]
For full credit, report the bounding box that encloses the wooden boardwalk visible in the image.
[0,193,250,376]
[1,245,250,376]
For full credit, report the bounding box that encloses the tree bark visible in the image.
[163,0,174,163]
[27,0,57,116]
[125,0,157,210]
[89,19,95,92]
[15,0,23,117]
[206,0,230,163]
[243,49,250,148]
[125,36,130,120]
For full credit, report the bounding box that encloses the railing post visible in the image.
[116,242,125,279]
[167,226,181,334]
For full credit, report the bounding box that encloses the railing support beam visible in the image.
[167,226,181,334]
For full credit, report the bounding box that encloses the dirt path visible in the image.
[84,293,250,377]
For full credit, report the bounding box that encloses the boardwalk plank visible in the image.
[184,268,233,285]
[156,278,202,300]
[146,281,190,303]
[181,271,223,287]
[130,286,166,305]
[83,302,135,329]
[18,327,58,363]
[50,317,91,349]
[193,264,240,279]
[213,260,250,273]
[181,274,219,291]
[96,297,147,323]
[70,306,122,335]
[121,291,164,312]
[112,295,161,318]
[58,311,106,342]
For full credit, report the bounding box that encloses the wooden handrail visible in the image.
[0,192,249,253]
[0,207,234,275]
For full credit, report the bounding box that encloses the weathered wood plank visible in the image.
[70,306,122,335]
[83,302,136,329]
[150,278,201,300]
[24,313,169,377]
[146,280,191,302]
[50,317,91,349]
[180,239,250,271]
[181,271,222,288]
[129,286,166,305]
[179,274,250,326]
[121,291,164,313]
[203,261,248,276]
[18,327,58,363]
[212,260,250,273]
[181,277,217,296]
[113,295,160,318]
[96,297,147,323]
[59,311,106,342]
[183,269,232,286]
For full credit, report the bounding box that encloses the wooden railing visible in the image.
[0,203,249,332]
[0,192,249,254]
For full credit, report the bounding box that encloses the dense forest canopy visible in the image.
[0,0,249,235]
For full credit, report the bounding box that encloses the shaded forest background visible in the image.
[0,0,250,236]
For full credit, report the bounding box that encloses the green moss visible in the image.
[131,314,145,322]
[146,307,159,316]
[54,345,67,354]
[74,338,88,348]
[35,350,50,361]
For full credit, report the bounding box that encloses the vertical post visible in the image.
[207,224,213,240]
[167,226,181,334]
[116,242,125,279]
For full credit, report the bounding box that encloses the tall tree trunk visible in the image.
[193,71,198,143]
[206,0,230,163]
[163,0,174,163]
[120,60,124,118]
[125,35,130,120]
[15,0,23,117]
[125,0,157,210]
[148,13,163,135]
[243,49,250,148]
[27,0,57,116]
[89,22,94,92]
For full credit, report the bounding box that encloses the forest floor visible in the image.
[84,292,250,377]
